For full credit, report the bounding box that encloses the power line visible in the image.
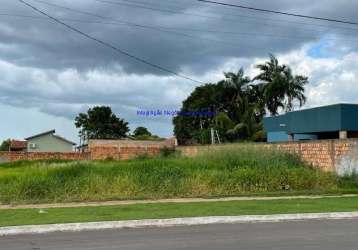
[25,0,261,49]
[32,0,319,51]
[197,0,358,26]
[17,0,204,84]
[8,0,358,52]
[26,0,358,44]
[93,0,358,33]
[4,11,358,43]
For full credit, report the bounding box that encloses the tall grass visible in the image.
[0,144,352,204]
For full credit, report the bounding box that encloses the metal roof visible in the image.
[263,104,358,134]
[25,129,76,145]
[25,129,56,140]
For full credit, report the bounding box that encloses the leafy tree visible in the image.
[222,68,251,106]
[283,67,308,112]
[174,55,308,145]
[75,106,129,140]
[174,70,260,144]
[255,54,308,115]
[133,126,152,137]
[0,139,10,151]
[173,84,219,145]
[255,54,286,115]
[131,126,163,141]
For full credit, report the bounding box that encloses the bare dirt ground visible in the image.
[1,194,357,210]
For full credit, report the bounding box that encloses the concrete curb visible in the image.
[1,212,358,236]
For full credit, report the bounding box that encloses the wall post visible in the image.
[339,131,348,139]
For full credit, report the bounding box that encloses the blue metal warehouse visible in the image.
[263,104,358,142]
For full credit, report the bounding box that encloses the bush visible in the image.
[160,147,178,158]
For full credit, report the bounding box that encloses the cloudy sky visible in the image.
[1,0,358,142]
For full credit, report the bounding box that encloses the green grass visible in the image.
[2,197,358,227]
[0,144,357,204]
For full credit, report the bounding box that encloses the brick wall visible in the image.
[87,139,175,160]
[269,140,358,173]
[0,139,177,163]
[89,145,163,160]
[0,152,89,163]
[3,138,357,174]
[178,139,358,174]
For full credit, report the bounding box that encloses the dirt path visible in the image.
[1,194,357,210]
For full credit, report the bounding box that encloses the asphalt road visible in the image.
[1,219,358,250]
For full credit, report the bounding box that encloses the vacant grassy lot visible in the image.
[2,197,358,227]
[0,144,357,204]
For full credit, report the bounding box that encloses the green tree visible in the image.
[283,67,308,112]
[255,54,308,115]
[215,98,265,141]
[222,68,251,105]
[133,127,152,137]
[174,57,308,145]
[0,139,10,151]
[75,106,129,140]
[173,84,219,145]
[174,70,260,144]
[255,54,286,116]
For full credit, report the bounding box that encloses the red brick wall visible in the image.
[178,140,358,173]
[269,140,358,172]
[87,139,175,160]
[2,140,358,174]
[89,145,162,160]
[0,152,89,162]
[90,146,121,160]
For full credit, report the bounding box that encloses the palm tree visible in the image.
[255,54,308,115]
[214,69,266,141]
[283,67,308,112]
[215,97,265,141]
[255,54,286,83]
[223,68,251,108]
[255,54,286,115]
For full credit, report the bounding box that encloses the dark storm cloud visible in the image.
[1,0,358,139]
[0,0,357,75]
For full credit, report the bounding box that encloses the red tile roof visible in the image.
[10,140,28,149]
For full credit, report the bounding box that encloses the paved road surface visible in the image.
[1,219,358,250]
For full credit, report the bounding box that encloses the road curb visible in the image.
[1,212,358,236]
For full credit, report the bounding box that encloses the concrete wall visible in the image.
[27,134,74,153]
[178,139,358,174]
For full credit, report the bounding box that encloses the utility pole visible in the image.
[215,130,221,144]
[211,128,215,145]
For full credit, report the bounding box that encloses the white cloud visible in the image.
[1,39,358,140]
[275,46,358,108]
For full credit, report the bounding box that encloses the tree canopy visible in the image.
[0,139,10,151]
[133,126,152,137]
[174,55,308,145]
[255,54,308,115]
[131,126,164,141]
[75,106,129,140]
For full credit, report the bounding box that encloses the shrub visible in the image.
[160,147,177,158]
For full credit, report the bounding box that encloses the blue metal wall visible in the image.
[264,104,358,142]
